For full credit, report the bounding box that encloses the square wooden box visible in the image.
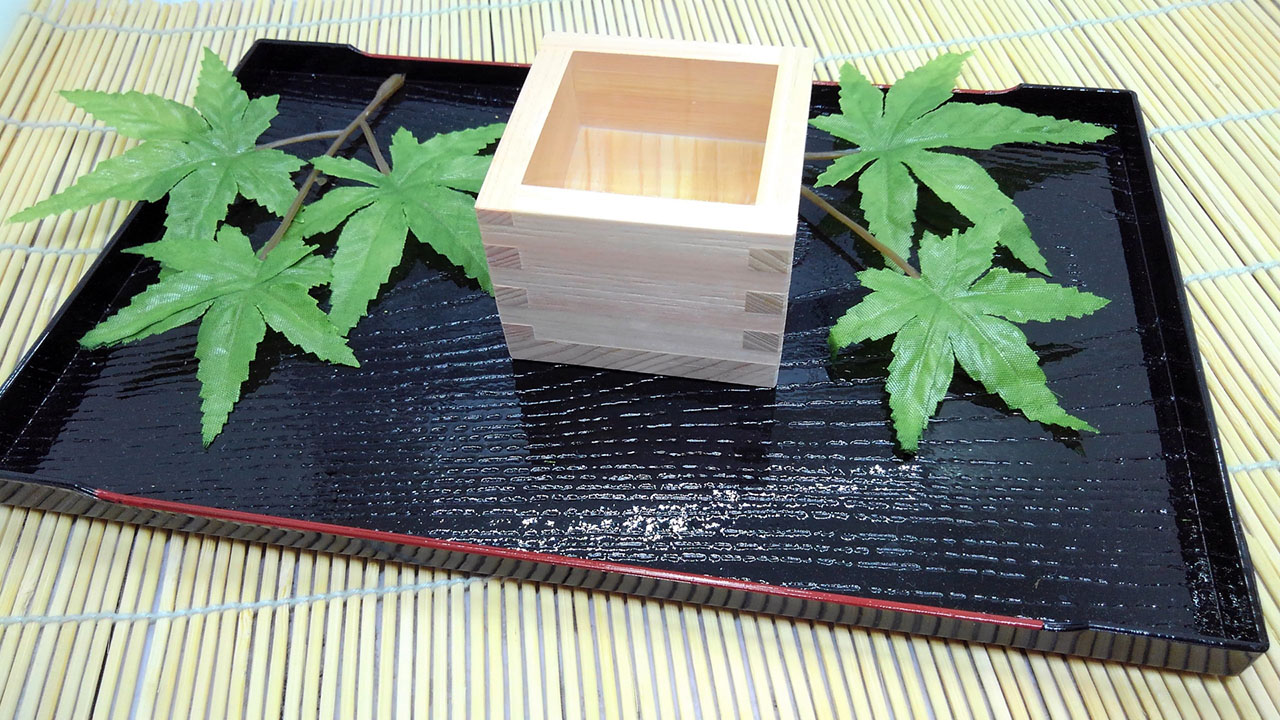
[476,34,815,387]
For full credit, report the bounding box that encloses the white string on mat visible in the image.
[0,243,103,256]
[18,0,1243,52]
[812,0,1241,64]
[0,113,111,132]
[15,0,1245,64]
[1183,259,1280,284]
[1148,107,1280,136]
[1229,459,1280,474]
[20,0,565,36]
[0,574,485,626]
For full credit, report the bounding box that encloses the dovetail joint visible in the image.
[744,291,786,315]
[742,330,783,353]
[747,248,791,273]
[494,285,529,307]
[485,245,523,269]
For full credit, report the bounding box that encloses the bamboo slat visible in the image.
[0,0,1278,718]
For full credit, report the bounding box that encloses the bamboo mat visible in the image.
[1,0,1278,717]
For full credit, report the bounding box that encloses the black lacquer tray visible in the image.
[0,40,1265,674]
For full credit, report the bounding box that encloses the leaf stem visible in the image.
[804,149,859,161]
[257,130,344,150]
[358,119,391,175]
[800,185,921,278]
[258,73,407,259]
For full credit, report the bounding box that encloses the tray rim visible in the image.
[0,469,1266,675]
[0,38,1265,674]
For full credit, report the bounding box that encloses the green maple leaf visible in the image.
[295,124,504,331]
[82,226,357,446]
[828,220,1109,452]
[810,54,1112,274]
[8,48,304,241]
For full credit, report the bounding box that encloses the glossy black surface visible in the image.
[0,42,1262,649]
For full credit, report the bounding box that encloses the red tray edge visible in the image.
[96,487,1044,629]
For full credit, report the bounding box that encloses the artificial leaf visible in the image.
[123,236,214,271]
[195,297,266,445]
[325,202,410,331]
[61,90,206,141]
[884,314,955,450]
[833,63,885,141]
[83,226,355,445]
[255,283,359,366]
[291,186,380,237]
[112,301,214,347]
[80,265,252,347]
[856,158,917,259]
[829,222,1109,451]
[9,48,304,241]
[193,46,251,139]
[810,53,1112,272]
[297,123,504,331]
[881,53,968,134]
[902,149,1043,273]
